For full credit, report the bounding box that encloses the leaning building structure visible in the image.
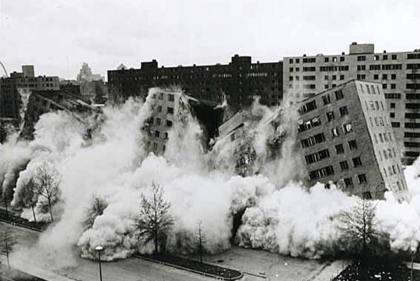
[297,80,409,203]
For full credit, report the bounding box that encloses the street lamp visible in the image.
[95,246,104,281]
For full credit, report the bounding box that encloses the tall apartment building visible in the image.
[284,42,420,165]
[297,80,409,203]
[143,89,223,155]
[0,66,59,121]
[107,55,283,109]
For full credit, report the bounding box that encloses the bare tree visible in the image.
[0,229,16,269]
[84,194,108,229]
[136,183,173,255]
[21,178,38,223]
[196,221,206,264]
[34,162,61,222]
[339,198,381,258]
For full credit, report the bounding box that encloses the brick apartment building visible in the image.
[297,80,409,202]
[284,43,420,165]
[0,65,59,122]
[107,55,283,109]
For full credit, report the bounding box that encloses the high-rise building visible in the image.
[296,80,409,202]
[284,42,420,165]
[107,55,283,109]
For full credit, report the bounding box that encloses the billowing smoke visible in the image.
[1,87,420,268]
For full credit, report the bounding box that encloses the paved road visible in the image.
[0,221,334,281]
[0,222,213,281]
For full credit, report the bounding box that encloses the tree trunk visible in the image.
[154,229,158,255]
[6,250,9,269]
[48,198,53,222]
[4,197,9,221]
[31,204,37,223]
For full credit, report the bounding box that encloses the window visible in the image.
[340,75,345,80]
[357,65,366,71]
[308,165,334,180]
[339,106,348,117]
[167,107,174,114]
[168,94,175,102]
[344,178,353,188]
[322,95,331,105]
[391,74,396,80]
[156,118,161,126]
[335,144,344,154]
[324,75,329,80]
[353,157,362,167]
[390,112,395,118]
[349,140,357,150]
[166,120,173,127]
[153,142,158,151]
[289,76,293,81]
[324,57,329,63]
[383,84,387,89]
[340,161,349,171]
[383,55,388,60]
[154,130,160,138]
[392,54,397,60]
[159,93,164,100]
[382,74,388,80]
[300,133,326,148]
[374,74,379,80]
[390,103,395,109]
[157,105,162,112]
[299,100,317,114]
[357,174,367,184]
[343,123,352,133]
[305,149,330,164]
[392,122,400,127]
[357,56,366,61]
[335,89,344,100]
[340,57,345,62]
[332,127,340,137]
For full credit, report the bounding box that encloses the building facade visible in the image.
[0,66,59,121]
[284,43,420,165]
[297,80,409,202]
[107,55,283,109]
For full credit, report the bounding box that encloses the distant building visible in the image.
[296,80,409,202]
[21,90,102,139]
[76,63,106,102]
[284,42,420,165]
[107,55,283,109]
[0,65,59,122]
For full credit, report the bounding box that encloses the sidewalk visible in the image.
[308,260,349,281]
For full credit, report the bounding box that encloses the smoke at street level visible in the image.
[0,88,420,267]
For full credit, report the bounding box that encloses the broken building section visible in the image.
[142,88,224,155]
[297,80,410,203]
[21,90,102,139]
[212,106,284,176]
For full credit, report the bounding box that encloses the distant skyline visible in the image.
[0,0,419,80]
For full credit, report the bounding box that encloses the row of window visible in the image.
[373,132,394,144]
[338,157,362,171]
[383,165,401,178]
[153,130,169,139]
[305,141,358,165]
[309,164,367,184]
[369,116,389,127]
[288,52,417,64]
[289,63,420,73]
[365,100,385,111]
[378,148,397,161]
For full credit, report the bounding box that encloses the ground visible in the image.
[0,221,337,281]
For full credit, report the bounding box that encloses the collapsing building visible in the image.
[297,80,409,202]
[213,80,409,202]
[20,90,102,139]
[142,88,224,155]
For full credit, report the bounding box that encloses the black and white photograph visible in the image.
[0,1,420,280]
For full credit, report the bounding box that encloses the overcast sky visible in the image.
[0,0,419,80]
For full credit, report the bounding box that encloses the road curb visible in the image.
[134,254,244,280]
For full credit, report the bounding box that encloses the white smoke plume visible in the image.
[1,87,420,269]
